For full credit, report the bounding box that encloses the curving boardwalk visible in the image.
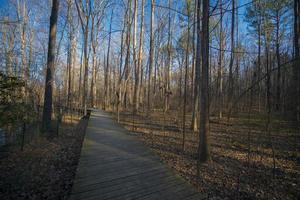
[70,110,203,200]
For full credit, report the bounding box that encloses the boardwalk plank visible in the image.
[70,110,202,200]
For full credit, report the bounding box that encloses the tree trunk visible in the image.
[42,0,59,134]
[182,2,190,151]
[275,12,281,111]
[123,0,133,109]
[82,28,89,114]
[197,0,210,169]
[117,9,127,122]
[67,1,73,108]
[4,25,14,75]
[218,0,224,119]
[165,0,172,113]
[257,0,262,113]
[227,0,235,112]
[147,0,155,115]
[105,10,114,110]
[191,0,201,131]
[293,0,300,120]
[90,16,95,108]
[132,0,139,113]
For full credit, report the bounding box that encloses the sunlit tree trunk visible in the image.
[67,0,73,108]
[132,0,139,113]
[122,0,132,109]
[75,0,91,115]
[104,10,114,110]
[134,0,145,112]
[191,0,201,131]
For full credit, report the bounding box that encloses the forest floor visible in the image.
[112,109,300,200]
[0,115,88,200]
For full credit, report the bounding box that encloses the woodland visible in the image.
[0,0,299,199]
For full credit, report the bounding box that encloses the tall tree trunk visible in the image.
[90,31,96,109]
[165,0,172,113]
[147,0,155,115]
[123,0,133,109]
[4,25,14,75]
[227,0,235,112]
[182,2,190,151]
[18,0,27,79]
[134,0,145,112]
[90,52,96,107]
[78,42,84,107]
[235,0,240,112]
[191,0,201,131]
[71,35,76,101]
[90,16,95,108]
[42,0,59,134]
[82,27,89,114]
[218,0,224,119]
[28,29,34,81]
[75,0,91,115]
[191,0,197,101]
[17,0,28,99]
[117,9,127,122]
[275,12,281,111]
[257,0,262,113]
[67,1,73,108]
[132,0,139,113]
[293,0,300,120]
[104,10,114,110]
[197,0,210,170]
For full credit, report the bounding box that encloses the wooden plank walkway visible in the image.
[70,110,203,200]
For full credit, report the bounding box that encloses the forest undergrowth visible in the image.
[0,115,88,200]
[114,110,300,200]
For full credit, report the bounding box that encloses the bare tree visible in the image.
[17,0,28,80]
[147,0,155,115]
[122,0,133,108]
[75,0,92,115]
[104,9,113,109]
[66,0,74,108]
[227,0,235,111]
[197,0,210,169]
[42,0,59,134]
[182,0,191,151]
[293,0,299,120]
[191,0,199,132]
[165,0,172,113]
[218,0,224,119]
[133,0,145,112]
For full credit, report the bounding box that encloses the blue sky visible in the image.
[0,0,9,8]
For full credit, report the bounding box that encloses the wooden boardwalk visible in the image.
[70,110,203,200]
